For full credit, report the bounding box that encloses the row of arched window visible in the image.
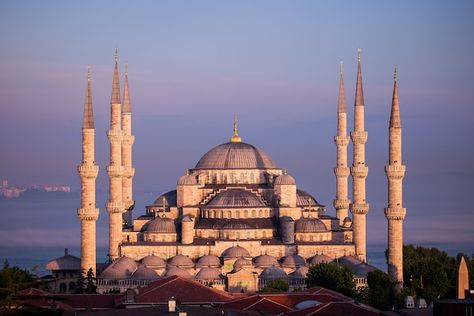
[201,209,272,219]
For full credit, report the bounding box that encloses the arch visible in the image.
[244,210,249,218]
[236,210,240,219]
[227,211,232,219]
[250,173,255,183]
[251,210,256,217]
[240,173,245,183]
[259,210,263,217]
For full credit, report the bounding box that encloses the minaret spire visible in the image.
[385,66,406,290]
[123,63,131,113]
[334,62,350,225]
[111,48,121,105]
[350,49,369,262]
[77,66,99,275]
[230,115,242,142]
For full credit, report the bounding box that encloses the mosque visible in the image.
[48,50,407,294]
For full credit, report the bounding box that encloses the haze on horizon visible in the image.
[0,0,473,250]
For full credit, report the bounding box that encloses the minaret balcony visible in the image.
[107,165,124,177]
[77,164,99,178]
[334,135,350,146]
[107,129,123,142]
[384,207,406,220]
[123,166,135,178]
[350,203,369,214]
[334,167,350,177]
[106,201,125,214]
[77,207,99,221]
[333,199,350,210]
[122,135,135,145]
[385,165,406,179]
[350,131,368,144]
[351,165,368,178]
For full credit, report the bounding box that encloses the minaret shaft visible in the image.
[77,67,99,276]
[334,65,350,224]
[385,70,406,288]
[350,51,369,262]
[106,52,124,261]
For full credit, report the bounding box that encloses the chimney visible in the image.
[168,297,176,312]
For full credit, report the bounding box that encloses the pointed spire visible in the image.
[122,63,131,113]
[111,49,121,104]
[390,65,401,128]
[82,65,94,129]
[355,49,365,107]
[338,62,346,113]
[230,115,242,142]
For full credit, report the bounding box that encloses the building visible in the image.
[70,50,406,293]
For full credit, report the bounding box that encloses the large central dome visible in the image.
[195,141,277,169]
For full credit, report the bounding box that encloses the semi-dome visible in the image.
[178,174,198,185]
[205,189,266,208]
[195,142,277,169]
[151,190,177,207]
[222,246,250,258]
[168,255,194,268]
[141,255,166,268]
[233,258,252,270]
[100,256,138,279]
[196,255,221,268]
[280,255,306,268]
[296,190,323,207]
[195,267,222,280]
[132,265,160,280]
[254,255,278,268]
[259,266,287,279]
[146,217,176,233]
[164,267,193,279]
[290,266,309,278]
[308,254,333,266]
[295,218,327,233]
[274,174,296,185]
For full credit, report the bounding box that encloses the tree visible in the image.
[0,260,34,300]
[86,268,97,294]
[306,263,355,298]
[260,279,289,293]
[365,270,395,310]
[75,270,85,294]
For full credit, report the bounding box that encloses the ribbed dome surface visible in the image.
[152,190,177,207]
[254,255,278,268]
[295,218,327,233]
[100,256,137,279]
[233,258,252,270]
[260,266,287,279]
[196,255,221,268]
[132,265,160,280]
[164,267,193,279]
[280,255,306,268]
[274,174,296,185]
[195,267,222,280]
[141,255,166,268]
[296,190,322,207]
[206,189,266,208]
[222,246,250,258]
[195,142,277,169]
[168,255,194,268]
[308,254,333,266]
[290,266,309,278]
[146,217,176,233]
[178,174,198,185]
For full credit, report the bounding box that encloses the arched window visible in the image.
[236,232,240,240]
[220,210,224,218]
[262,231,267,238]
[236,210,240,219]
[244,210,249,218]
[258,210,263,217]
[227,211,232,219]
[240,173,245,183]
[212,210,216,218]
[250,173,255,183]
[251,210,256,217]
[310,235,314,242]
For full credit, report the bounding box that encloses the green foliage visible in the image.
[259,279,289,293]
[365,270,395,310]
[0,260,34,300]
[85,268,97,294]
[306,263,356,298]
[75,270,85,294]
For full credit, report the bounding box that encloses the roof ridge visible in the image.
[258,296,295,310]
[243,297,266,310]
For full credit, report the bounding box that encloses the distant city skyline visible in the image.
[0,0,473,248]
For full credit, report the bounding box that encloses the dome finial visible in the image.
[230,114,242,142]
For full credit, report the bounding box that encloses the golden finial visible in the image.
[125,62,128,76]
[230,115,242,142]
[114,48,118,62]
[87,65,91,82]
[394,65,398,82]
[357,48,361,62]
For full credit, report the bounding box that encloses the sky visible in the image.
[0,0,473,250]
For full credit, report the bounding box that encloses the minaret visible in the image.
[77,66,99,275]
[334,62,350,225]
[350,49,369,262]
[121,64,135,227]
[106,49,125,260]
[385,66,406,288]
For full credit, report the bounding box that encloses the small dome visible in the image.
[141,255,166,268]
[196,255,221,268]
[280,216,294,222]
[195,267,222,280]
[222,246,250,258]
[290,266,309,278]
[146,217,176,233]
[151,190,177,207]
[132,265,160,280]
[178,174,198,185]
[259,266,287,279]
[342,217,352,228]
[205,189,266,208]
[233,258,252,270]
[168,255,194,268]
[274,174,296,185]
[100,256,138,279]
[296,190,323,207]
[308,254,333,266]
[295,218,327,233]
[164,267,193,279]
[280,255,306,268]
[195,142,277,169]
[182,215,193,222]
[254,255,279,268]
